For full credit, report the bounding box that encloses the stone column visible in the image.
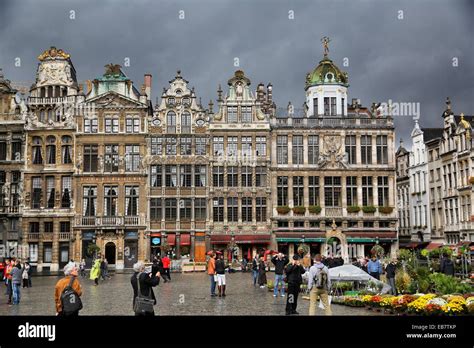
[190,231,195,260]
[356,135,362,165]
[50,220,60,272]
[37,219,44,272]
[287,134,293,166]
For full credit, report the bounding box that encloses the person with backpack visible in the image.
[131,261,160,316]
[54,263,83,316]
[251,255,259,286]
[440,254,455,276]
[385,258,397,295]
[284,255,306,315]
[308,254,332,315]
[271,252,288,297]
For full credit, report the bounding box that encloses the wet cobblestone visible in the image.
[0,272,375,316]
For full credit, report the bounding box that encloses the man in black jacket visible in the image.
[284,255,305,315]
[271,253,288,297]
[385,258,397,295]
[440,254,455,276]
[131,261,160,316]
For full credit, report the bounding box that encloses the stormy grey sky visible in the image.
[0,0,472,147]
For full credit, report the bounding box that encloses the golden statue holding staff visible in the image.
[321,36,331,57]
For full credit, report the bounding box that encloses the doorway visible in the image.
[105,242,116,265]
[124,240,138,268]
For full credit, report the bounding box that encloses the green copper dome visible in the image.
[305,57,349,89]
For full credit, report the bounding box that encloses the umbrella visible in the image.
[206,250,222,255]
[264,249,278,257]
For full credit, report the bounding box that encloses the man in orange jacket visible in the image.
[207,253,216,297]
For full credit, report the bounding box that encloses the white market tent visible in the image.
[328,264,392,294]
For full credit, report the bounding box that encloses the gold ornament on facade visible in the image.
[37,47,70,61]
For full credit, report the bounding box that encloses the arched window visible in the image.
[47,86,53,98]
[32,136,43,164]
[167,111,176,133]
[55,86,60,98]
[40,87,46,98]
[61,136,72,164]
[46,136,56,164]
[39,110,45,122]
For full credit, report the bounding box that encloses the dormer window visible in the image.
[241,106,252,123]
[326,73,334,82]
[227,106,237,123]
[175,89,182,96]
[168,97,176,106]
[182,97,190,106]
[324,97,336,116]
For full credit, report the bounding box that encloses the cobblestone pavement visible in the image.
[0,272,375,316]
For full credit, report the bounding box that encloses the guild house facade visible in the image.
[1,41,403,271]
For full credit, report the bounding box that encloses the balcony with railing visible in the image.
[271,116,393,129]
[59,232,71,241]
[324,207,344,217]
[75,215,143,227]
[27,95,79,105]
[27,233,40,241]
[7,232,19,240]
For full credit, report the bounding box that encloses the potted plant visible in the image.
[378,206,394,214]
[276,206,290,214]
[362,205,376,214]
[292,206,306,215]
[308,205,322,214]
[347,205,361,213]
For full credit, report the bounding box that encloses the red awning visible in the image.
[210,234,271,244]
[180,234,191,246]
[425,242,443,250]
[150,232,161,237]
[167,234,176,246]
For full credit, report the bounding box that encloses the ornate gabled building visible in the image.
[72,64,152,269]
[395,139,411,244]
[208,70,274,260]
[271,41,398,261]
[145,71,210,262]
[22,47,84,271]
[0,69,26,251]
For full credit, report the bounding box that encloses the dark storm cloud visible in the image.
[0,0,472,147]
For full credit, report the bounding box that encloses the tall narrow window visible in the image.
[213,166,224,187]
[241,136,252,158]
[125,186,139,216]
[308,135,319,164]
[11,141,21,160]
[194,198,207,220]
[195,137,206,155]
[256,136,266,157]
[227,106,237,123]
[150,198,162,220]
[293,176,304,206]
[0,142,6,160]
[292,135,303,165]
[361,135,372,164]
[241,166,252,187]
[125,145,140,172]
[104,186,118,216]
[180,165,192,187]
[331,97,336,115]
[341,98,345,116]
[0,172,5,206]
[167,111,176,133]
[46,136,56,164]
[104,144,119,172]
[46,176,55,208]
[213,136,224,157]
[61,136,72,164]
[61,176,72,208]
[376,135,388,164]
[227,136,238,157]
[227,197,238,222]
[83,186,97,216]
[362,176,373,206]
[255,166,266,187]
[32,177,42,209]
[377,176,389,206]
[165,137,177,155]
[165,165,177,187]
[308,176,320,206]
[277,135,288,164]
[150,165,162,187]
[181,111,191,133]
[151,137,163,155]
[345,135,356,164]
[346,176,357,206]
[256,197,267,222]
[277,176,288,206]
[165,198,177,220]
[324,176,341,207]
[194,165,206,187]
[241,197,252,222]
[180,137,192,155]
[180,198,192,220]
[83,145,98,172]
[241,106,252,123]
[313,98,318,116]
[213,197,224,222]
[32,137,43,164]
[227,166,238,187]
